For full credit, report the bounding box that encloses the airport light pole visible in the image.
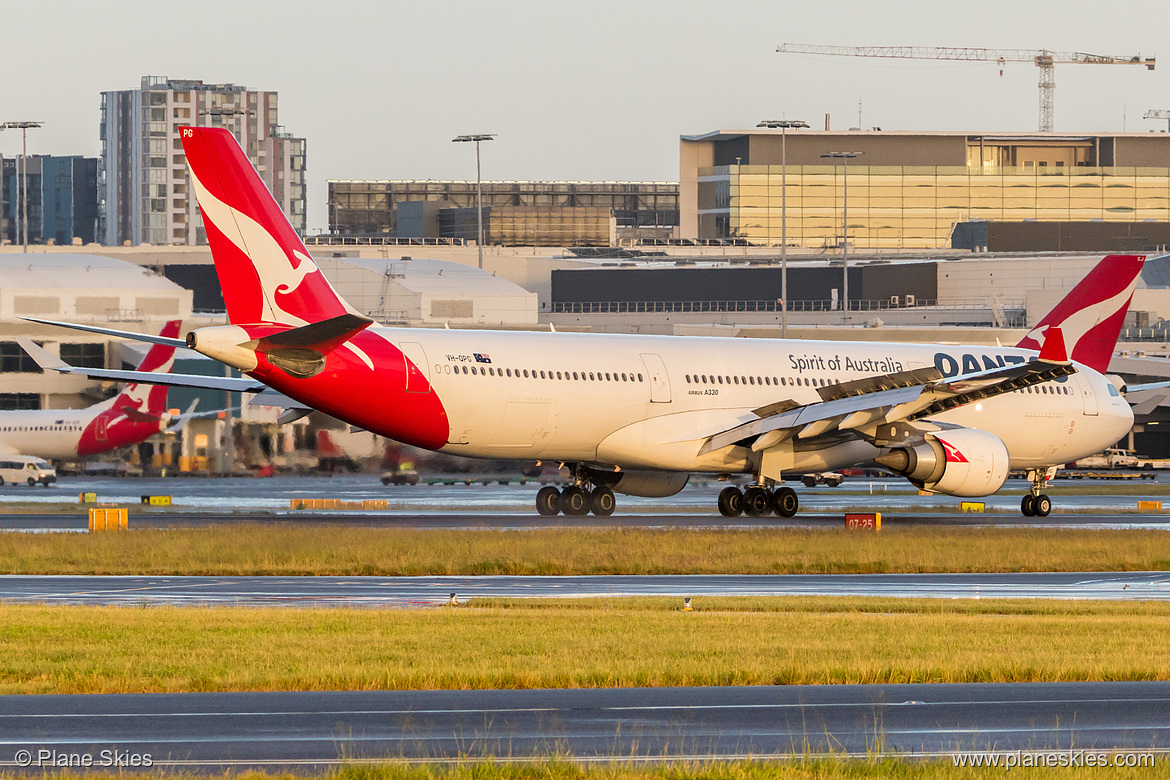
[1,122,43,253]
[452,134,496,269]
[821,151,860,323]
[758,120,808,338]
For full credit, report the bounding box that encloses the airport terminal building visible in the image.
[329,179,679,246]
[681,129,1170,250]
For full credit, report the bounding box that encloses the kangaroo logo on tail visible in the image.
[1016,254,1144,373]
[180,127,357,327]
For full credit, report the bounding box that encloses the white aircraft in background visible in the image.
[21,127,1156,517]
[6,321,193,466]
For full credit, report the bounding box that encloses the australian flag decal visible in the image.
[474,353,492,364]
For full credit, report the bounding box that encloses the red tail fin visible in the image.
[1015,254,1144,373]
[110,320,181,418]
[180,126,353,326]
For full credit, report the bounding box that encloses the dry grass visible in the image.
[2,597,1170,695]
[1,525,1169,575]
[7,758,1168,780]
[6,759,1169,780]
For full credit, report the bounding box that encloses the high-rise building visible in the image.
[100,76,306,246]
[2,155,98,246]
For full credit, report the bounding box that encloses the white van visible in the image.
[0,456,57,487]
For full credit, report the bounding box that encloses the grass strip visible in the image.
[1,525,1169,575]
[2,597,1170,694]
[4,758,1169,780]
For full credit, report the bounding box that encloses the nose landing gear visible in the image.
[717,482,799,518]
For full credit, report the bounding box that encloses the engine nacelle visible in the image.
[588,468,690,498]
[875,428,1009,497]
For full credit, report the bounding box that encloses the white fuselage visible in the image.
[0,407,97,460]
[374,329,1132,475]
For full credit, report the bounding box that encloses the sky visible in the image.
[4,0,1170,233]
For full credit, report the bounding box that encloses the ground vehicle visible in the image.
[1073,448,1140,469]
[801,472,844,488]
[0,456,57,486]
[381,469,420,486]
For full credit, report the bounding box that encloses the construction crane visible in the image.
[777,44,1156,132]
[1144,109,1170,132]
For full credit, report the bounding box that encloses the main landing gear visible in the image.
[535,465,616,517]
[717,483,799,518]
[1020,466,1057,517]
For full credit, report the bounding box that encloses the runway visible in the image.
[2,572,1168,606]
[0,683,1166,770]
[1,474,1166,521]
[4,510,1170,532]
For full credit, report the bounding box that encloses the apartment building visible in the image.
[100,76,306,246]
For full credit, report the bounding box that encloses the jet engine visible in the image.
[874,428,1009,497]
[588,468,690,498]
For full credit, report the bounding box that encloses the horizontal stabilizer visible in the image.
[14,338,69,373]
[251,313,374,356]
[21,317,189,349]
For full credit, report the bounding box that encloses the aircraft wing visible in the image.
[699,339,1077,455]
[16,337,268,394]
[20,317,189,349]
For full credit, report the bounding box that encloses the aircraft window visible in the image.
[621,373,627,381]
[765,377,771,386]
[638,373,644,381]
[717,376,723,384]
[572,372,578,380]
[685,375,690,383]
[604,373,610,381]
[773,377,778,385]
[587,372,593,380]
[749,377,755,385]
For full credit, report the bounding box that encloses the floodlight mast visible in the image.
[453,134,497,270]
[756,120,809,338]
[0,122,43,252]
[820,151,861,324]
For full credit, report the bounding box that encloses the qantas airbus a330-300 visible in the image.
[22,127,1154,517]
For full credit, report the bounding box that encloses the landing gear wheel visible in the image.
[590,487,615,516]
[772,487,799,518]
[1033,494,1052,517]
[717,486,744,517]
[1021,495,1036,517]
[560,485,589,516]
[535,486,561,516]
[743,486,772,517]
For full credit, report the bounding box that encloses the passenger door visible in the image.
[640,353,671,403]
